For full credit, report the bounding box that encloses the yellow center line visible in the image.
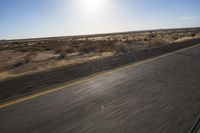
[0,44,200,109]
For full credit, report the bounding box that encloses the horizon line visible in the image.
[1,26,200,41]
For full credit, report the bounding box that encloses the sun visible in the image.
[78,0,107,13]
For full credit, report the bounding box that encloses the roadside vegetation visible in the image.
[0,28,200,79]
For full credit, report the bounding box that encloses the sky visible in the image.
[0,0,200,39]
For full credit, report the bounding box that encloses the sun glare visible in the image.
[78,0,107,13]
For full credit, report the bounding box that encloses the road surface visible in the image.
[0,44,200,133]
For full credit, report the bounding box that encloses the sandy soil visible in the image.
[0,51,113,80]
[0,28,200,80]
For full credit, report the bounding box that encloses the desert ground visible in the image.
[0,27,200,80]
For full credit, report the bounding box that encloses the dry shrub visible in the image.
[65,47,76,53]
[114,45,127,53]
[143,38,149,41]
[78,41,114,53]
[95,41,113,52]
[123,40,133,44]
[56,53,65,60]
[114,42,130,53]
[55,47,64,54]
[172,35,179,40]
[79,44,96,53]
[11,55,31,69]
[151,38,166,46]
[190,33,197,37]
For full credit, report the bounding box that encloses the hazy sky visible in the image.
[1,0,200,39]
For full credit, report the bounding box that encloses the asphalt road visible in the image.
[0,44,200,133]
